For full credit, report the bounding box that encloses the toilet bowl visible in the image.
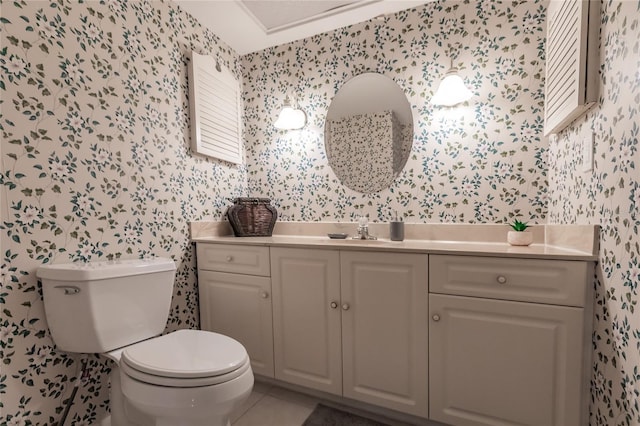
[37,258,254,426]
[107,329,253,426]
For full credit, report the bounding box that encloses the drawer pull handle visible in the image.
[342,303,350,311]
[226,255,234,262]
[432,314,441,322]
[261,291,269,299]
[497,275,507,284]
[330,301,338,309]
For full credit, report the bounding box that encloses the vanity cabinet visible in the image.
[428,255,591,426]
[270,248,429,418]
[196,244,274,377]
[270,248,342,395]
[195,241,592,425]
[340,251,429,418]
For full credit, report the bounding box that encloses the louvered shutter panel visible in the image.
[544,0,599,136]
[188,52,243,164]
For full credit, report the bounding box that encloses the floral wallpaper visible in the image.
[1,0,245,424]
[326,110,400,193]
[2,0,637,424]
[547,1,640,425]
[242,0,549,223]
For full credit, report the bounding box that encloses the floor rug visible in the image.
[302,404,391,426]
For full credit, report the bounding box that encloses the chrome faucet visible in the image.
[353,216,377,240]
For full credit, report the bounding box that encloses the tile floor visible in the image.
[230,382,319,426]
[230,381,421,426]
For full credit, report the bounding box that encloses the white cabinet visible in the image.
[341,251,429,418]
[197,243,270,276]
[429,254,589,306]
[196,242,591,424]
[197,244,274,377]
[428,255,591,426]
[270,248,429,418]
[270,248,342,395]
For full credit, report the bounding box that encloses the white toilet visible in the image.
[37,258,254,426]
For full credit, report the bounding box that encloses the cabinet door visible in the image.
[198,270,274,377]
[271,248,342,395]
[341,251,429,418]
[429,294,585,426]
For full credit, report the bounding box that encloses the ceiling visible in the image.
[174,0,429,55]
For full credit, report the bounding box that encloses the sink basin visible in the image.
[328,237,385,244]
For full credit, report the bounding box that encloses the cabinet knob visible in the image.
[432,314,441,322]
[496,275,507,284]
[261,291,269,299]
[226,255,234,262]
[330,301,338,309]
[342,303,350,311]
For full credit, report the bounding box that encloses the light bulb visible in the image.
[431,67,473,107]
[274,96,306,130]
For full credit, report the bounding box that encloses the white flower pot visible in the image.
[507,230,533,246]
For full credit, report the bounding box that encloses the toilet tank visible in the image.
[37,258,176,354]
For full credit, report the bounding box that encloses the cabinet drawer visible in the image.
[197,243,270,276]
[429,255,589,307]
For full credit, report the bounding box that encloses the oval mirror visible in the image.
[325,73,413,194]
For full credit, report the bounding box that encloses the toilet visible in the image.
[37,258,253,426]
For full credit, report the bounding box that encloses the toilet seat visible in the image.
[121,329,250,387]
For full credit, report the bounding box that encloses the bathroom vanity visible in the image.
[193,222,597,426]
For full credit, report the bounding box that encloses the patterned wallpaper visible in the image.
[0,0,245,424]
[242,0,549,223]
[326,110,399,193]
[547,1,640,425]
[2,0,637,424]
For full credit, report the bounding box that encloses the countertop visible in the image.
[191,222,599,261]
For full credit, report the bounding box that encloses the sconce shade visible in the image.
[274,96,307,130]
[431,67,473,107]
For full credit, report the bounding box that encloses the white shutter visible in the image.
[544,0,599,136]
[188,52,243,164]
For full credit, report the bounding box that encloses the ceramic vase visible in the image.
[507,230,533,246]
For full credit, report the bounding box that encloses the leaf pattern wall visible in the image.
[1,0,638,424]
[242,0,549,223]
[1,0,245,424]
[326,110,398,193]
[547,1,640,424]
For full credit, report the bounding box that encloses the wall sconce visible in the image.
[274,96,307,130]
[431,63,473,107]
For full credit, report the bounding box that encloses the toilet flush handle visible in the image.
[55,285,81,295]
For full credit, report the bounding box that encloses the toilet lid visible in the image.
[120,356,251,388]
[121,329,248,379]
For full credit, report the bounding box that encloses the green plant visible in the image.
[509,219,529,232]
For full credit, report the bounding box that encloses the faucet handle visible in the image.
[358,215,368,228]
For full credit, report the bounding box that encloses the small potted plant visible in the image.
[507,219,533,246]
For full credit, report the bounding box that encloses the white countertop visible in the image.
[191,230,598,261]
